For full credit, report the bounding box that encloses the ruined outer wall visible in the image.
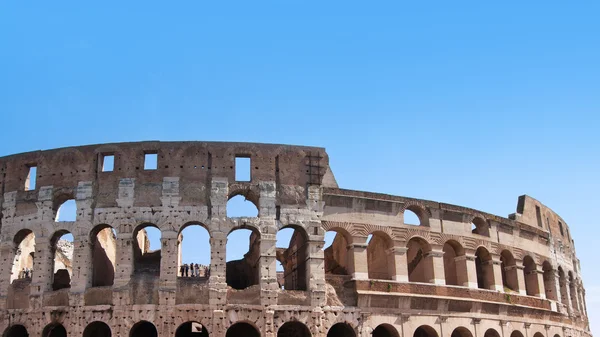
[0,141,592,337]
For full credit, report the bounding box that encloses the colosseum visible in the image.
[0,141,591,337]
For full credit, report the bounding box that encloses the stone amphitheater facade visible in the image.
[0,141,591,337]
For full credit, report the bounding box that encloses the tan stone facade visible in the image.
[0,141,591,337]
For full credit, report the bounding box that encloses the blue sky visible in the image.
[1,1,599,333]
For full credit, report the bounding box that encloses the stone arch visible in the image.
[2,325,28,337]
[10,229,35,284]
[50,230,73,291]
[373,324,399,337]
[451,327,473,337]
[406,236,433,283]
[132,223,161,275]
[533,333,544,337]
[52,192,77,222]
[177,222,211,279]
[367,231,394,280]
[523,255,540,296]
[83,321,111,337]
[558,266,567,304]
[130,321,157,337]
[500,250,518,292]
[510,331,525,337]
[402,204,430,226]
[327,323,356,337]
[276,225,309,290]
[175,321,209,337]
[226,226,261,289]
[475,246,494,290]
[227,188,259,217]
[483,329,501,337]
[89,224,116,287]
[413,325,438,337]
[568,270,578,309]
[277,321,311,337]
[471,217,490,237]
[42,323,66,337]
[443,239,466,286]
[542,261,557,300]
[226,322,260,337]
[324,227,353,276]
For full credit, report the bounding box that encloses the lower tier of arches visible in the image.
[0,307,591,337]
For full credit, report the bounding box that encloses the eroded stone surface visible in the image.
[0,141,591,337]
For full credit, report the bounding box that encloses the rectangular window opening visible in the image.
[25,165,37,191]
[102,154,114,172]
[535,206,543,228]
[144,153,158,170]
[235,156,251,181]
[558,221,564,236]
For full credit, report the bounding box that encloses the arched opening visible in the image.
[227,194,258,218]
[373,324,399,337]
[500,250,518,292]
[413,326,438,337]
[475,247,494,290]
[406,237,433,283]
[367,232,394,280]
[133,224,161,275]
[130,321,157,337]
[226,227,260,289]
[558,267,567,304]
[483,329,501,337]
[403,206,428,226]
[226,322,259,337]
[175,321,209,337]
[278,322,311,337]
[51,231,73,291]
[276,226,309,290]
[471,217,489,237]
[3,325,28,337]
[443,240,466,286]
[542,261,557,300]
[83,321,111,337]
[54,198,77,222]
[451,327,473,337]
[178,223,211,279]
[327,323,356,337]
[510,331,524,337]
[533,333,544,337]
[323,229,351,276]
[42,324,66,337]
[568,271,578,309]
[523,255,539,296]
[11,229,35,284]
[90,225,116,287]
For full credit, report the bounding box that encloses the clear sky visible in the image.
[1,1,599,334]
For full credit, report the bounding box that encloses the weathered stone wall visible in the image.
[0,141,591,337]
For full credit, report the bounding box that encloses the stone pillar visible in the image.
[425,249,445,285]
[259,224,278,306]
[0,242,15,300]
[113,232,134,288]
[69,235,90,293]
[209,231,227,305]
[516,265,527,295]
[159,230,178,306]
[31,236,53,295]
[308,222,326,306]
[348,243,368,280]
[535,266,546,299]
[564,279,573,315]
[490,257,504,291]
[555,273,563,305]
[390,247,408,282]
[459,254,479,288]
